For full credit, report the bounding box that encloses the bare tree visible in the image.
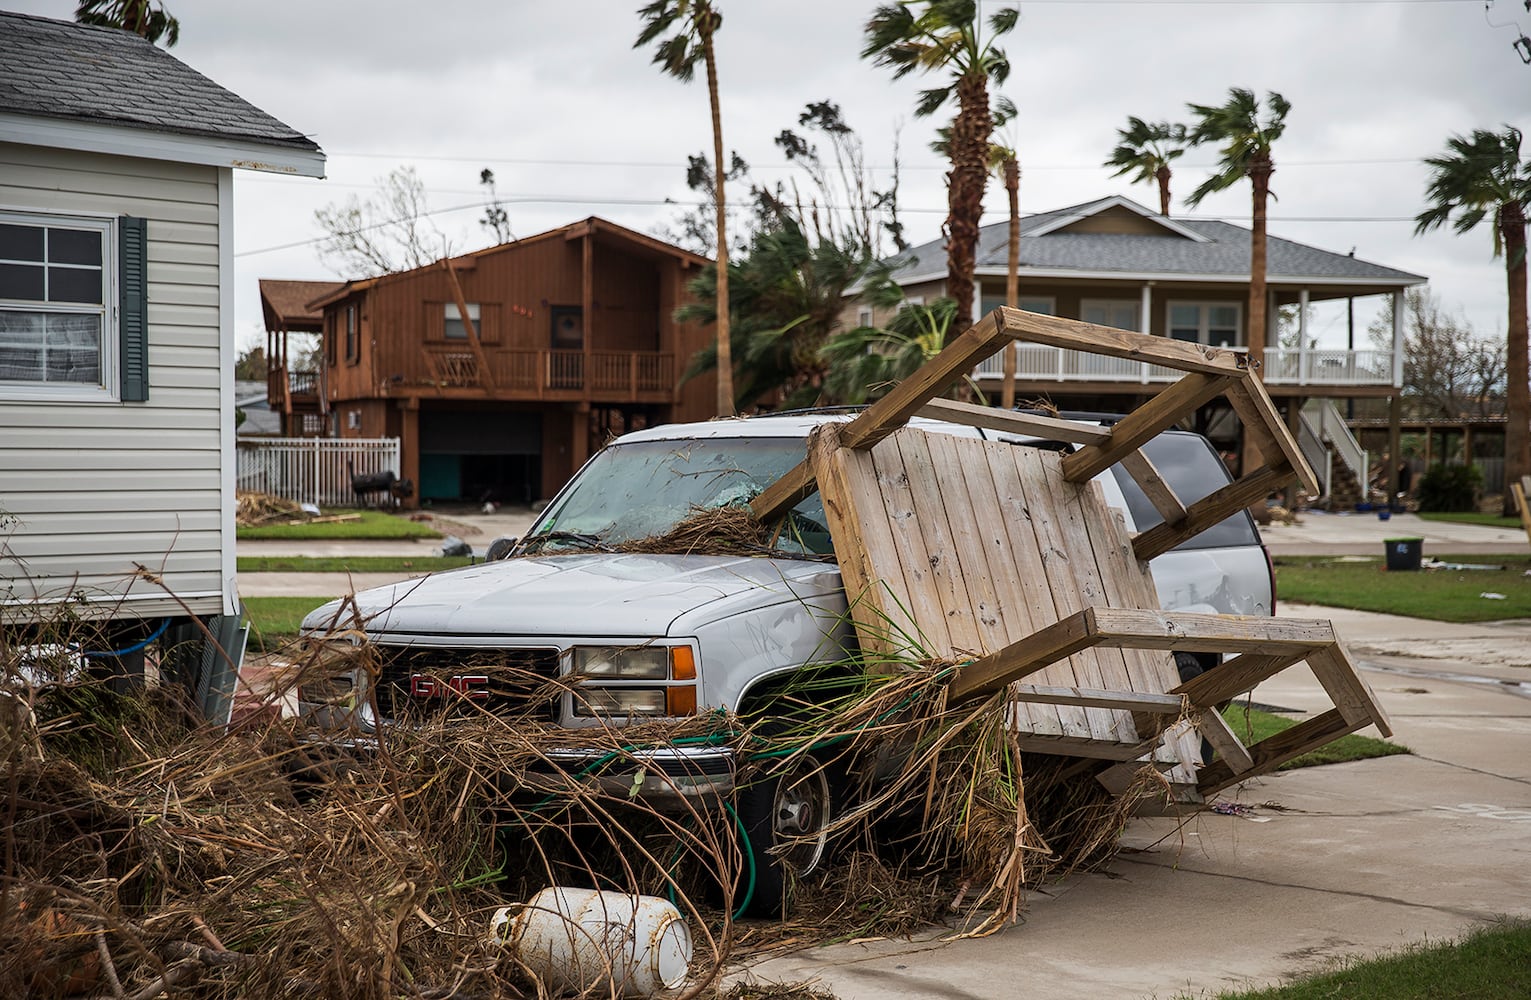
[773,100,906,259]
[478,169,513,245]
[314,166,444,278]
[1370,287,1506,419]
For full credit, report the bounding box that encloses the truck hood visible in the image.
[301,553,845,639]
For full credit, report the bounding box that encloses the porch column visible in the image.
[1139,283,1153,333]
[1388,394,1403,505]
[1391,289,1405,389]
[972,278,984,325]
[1298,288,1310,385]
[399,398,420,511]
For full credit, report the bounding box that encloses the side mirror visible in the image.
[486,536,518,561]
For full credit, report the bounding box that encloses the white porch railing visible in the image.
[236,437,401,507]
[975,344,1396,388]
[1299,400,1369,501]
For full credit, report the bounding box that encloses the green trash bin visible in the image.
[1384,537,1423,571]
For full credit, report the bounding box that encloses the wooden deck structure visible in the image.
[755,307,1392,797]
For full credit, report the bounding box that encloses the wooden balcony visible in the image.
[404,348,675,400]
[974,344,1396,390]
[267,365,324,412]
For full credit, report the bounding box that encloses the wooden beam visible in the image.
[946,610,1103,703]
[441,261,498,396]
[1077,607,1337,655]
[1132,465,1287,562]
[1225,378,1320,494]
[1195,707,1254,774]
[915,399,1109,444]
[1119,449,1187,526]
[1197,708,1353,796]
[749,455,819,523]
[1061,372,1235,483]
[995,307,1251,376]
[1008,684,1186,714]
[1512,477,1531,542]
[1307,643,1393,737]
[1010,733,1159,762]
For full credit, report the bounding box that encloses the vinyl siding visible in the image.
[0,142,227,617]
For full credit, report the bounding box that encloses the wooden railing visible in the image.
[411,348,674,397]
[267,365,322,408]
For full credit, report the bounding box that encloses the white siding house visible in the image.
[0,13,323,639]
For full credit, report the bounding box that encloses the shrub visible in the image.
[1415,462,1482,512]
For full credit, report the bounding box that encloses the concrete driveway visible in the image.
[739,604,1531,999]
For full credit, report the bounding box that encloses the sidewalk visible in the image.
[1259,509,1529,557]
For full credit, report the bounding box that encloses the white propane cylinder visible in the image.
[489,887,692,997]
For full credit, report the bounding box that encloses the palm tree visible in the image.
[988,139,1021,407]
[75,0,179,46]
[1185,88,1290,381]
[1416,126,1531,514]
[862,0,1019,339]
[1104,117,1187,216]
[636,0,735,416]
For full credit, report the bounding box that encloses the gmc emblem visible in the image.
[408,674,489,701]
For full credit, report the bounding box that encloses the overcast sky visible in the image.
[11,0,1530,353]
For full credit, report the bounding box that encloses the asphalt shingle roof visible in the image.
[889,196,1423,285]
[0,11,319,153]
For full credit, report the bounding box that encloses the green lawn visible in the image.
[1221,704,1408,769]
[1199,920,1531,999]
[238,555,470,573]
[1415,511,1525,530]
[237,509,442,541]
[243,595,332,652]
[1275,554,1531,622]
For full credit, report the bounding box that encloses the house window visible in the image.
[856,306,873,328]
[444,302,480,340]
[980,294,1054,316]
[1168,302,1241,347]
[347,409,360,430]
[344,305,358,362]
[550,305,584,350]
[1081,299,1140,332]
[0,212,117,399]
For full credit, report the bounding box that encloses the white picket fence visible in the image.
[236,437,401,507]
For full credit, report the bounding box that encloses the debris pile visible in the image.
[234,490,302,527]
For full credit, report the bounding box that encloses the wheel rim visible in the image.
[773,764,831,875]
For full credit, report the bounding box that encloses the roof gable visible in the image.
[1027,196,1208,242]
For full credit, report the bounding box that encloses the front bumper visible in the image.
[533,744,737,807]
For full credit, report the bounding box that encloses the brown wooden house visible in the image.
[267,218,717,505]
[259,278,343,437]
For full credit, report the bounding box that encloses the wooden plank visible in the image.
[1225,378,1320,494]
[1133,465,1288,562]
[1197,708,1353,797]
[866,432,953,656]
[1083,608,1338,655]
[1512,478,1531,543]
[1174,650,1313,707]
[927,433,1021,655]
[995,308,1251,376]
[1011,448,1102,738]
[896,432,985,656]
[1061,372,1235,484]
[1010,685,1186,714]
[1195,707,1255,774]
[442,261,498,395]
[1119,449,1187,526]
[806,425,919,656]
[947,609,1102,704]
[915,399,1109,445]
[982,436,1068,737]
[840,311,1010,452]
[1011,734,1158,762]
[749,455,819,523]
[1034,452,1138,743]
[1307,643,1394,737]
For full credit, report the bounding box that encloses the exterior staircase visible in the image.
[1298,400,1370,510]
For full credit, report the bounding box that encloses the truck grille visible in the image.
[373,646,562,722]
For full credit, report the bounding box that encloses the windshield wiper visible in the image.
[519,530,614,553]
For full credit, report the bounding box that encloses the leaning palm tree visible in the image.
[1104,116,1187,216]
[1416,126,1531,515]
[636,1,735,416]
[1185,88,1290,380]
[863,0,1019,340]
[75,0,179,45]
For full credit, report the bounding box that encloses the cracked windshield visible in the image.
[528,437,831,554]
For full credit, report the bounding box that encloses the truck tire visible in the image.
[735,756,832,917]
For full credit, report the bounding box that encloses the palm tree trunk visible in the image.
[1155,164,1172,217]
[701,25,735,417]
[1002,155,1020,409]
[1246,155,1271,378]
[1502,201,1529,516]
[946,72,992,342]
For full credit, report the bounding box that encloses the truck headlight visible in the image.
[574,688,668,717]
[573,646,669,679]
